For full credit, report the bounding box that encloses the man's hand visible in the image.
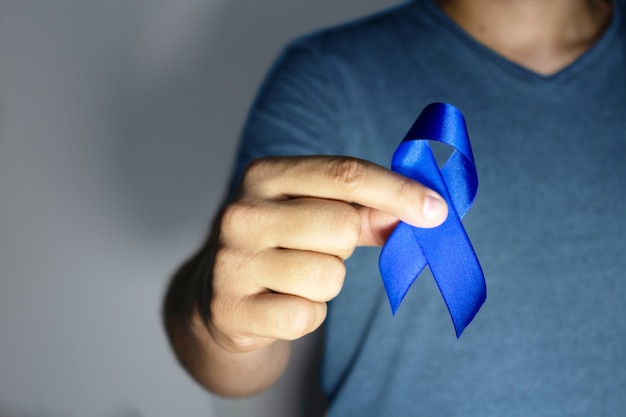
[164,155,447,397]
[210,156,448,352]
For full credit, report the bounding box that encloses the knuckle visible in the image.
[242,157,268,183]
[220,202,248,231]
[212,245,258,299]
[337,205,362,238]
[283,301,325,339]
[320,257,346,300]
[211,246,237,286]
[241,157,281,192]
[212,244,229,272]
[301,255,345,301]
[219,202,259,243]
[332,205,361,257]
[330,157,369,193]
[209,292,235,332]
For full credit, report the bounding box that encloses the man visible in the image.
[165,0,626,415]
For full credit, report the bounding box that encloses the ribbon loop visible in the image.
[379,103,486,337]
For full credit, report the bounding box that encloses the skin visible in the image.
[436,0,613,75]
[164,156,447,396]
[163,0,613,399]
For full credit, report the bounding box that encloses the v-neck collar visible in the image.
[419,0,623,83]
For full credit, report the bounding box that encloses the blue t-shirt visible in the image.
[234,0,626,415]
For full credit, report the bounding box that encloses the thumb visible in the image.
[356,188,448,246]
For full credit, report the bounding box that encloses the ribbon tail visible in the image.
[379,221,428,314]
[410,209,486,337]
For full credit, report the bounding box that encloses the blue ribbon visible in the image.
[379,103,486,337]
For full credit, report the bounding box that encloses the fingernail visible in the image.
[423,195,444,221]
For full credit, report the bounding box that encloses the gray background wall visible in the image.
[0,1,399,416]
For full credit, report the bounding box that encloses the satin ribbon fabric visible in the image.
[379,103,486,337]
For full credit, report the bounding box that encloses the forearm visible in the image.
[162,242,291,397]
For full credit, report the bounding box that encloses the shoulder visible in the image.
[277,1,427,69]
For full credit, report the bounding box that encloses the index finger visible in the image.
[240,156,448,228]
